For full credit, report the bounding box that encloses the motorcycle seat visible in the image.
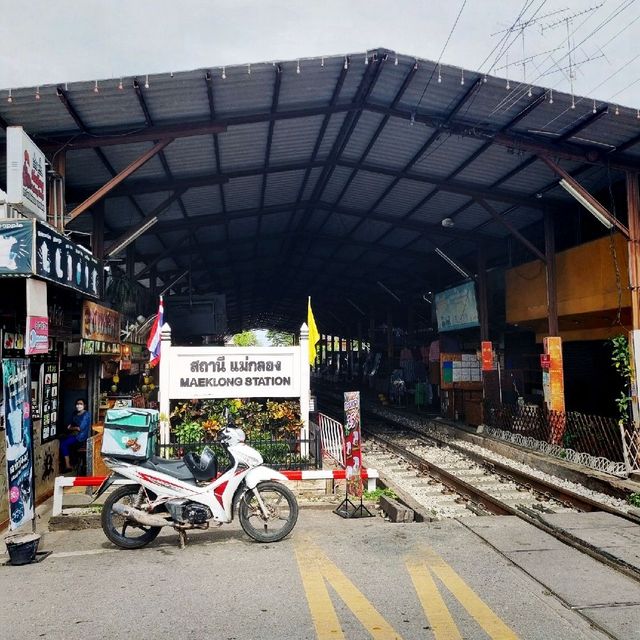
[139,457,196,483]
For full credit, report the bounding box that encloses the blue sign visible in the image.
[2,358,34,530]
[0,220,33,274]
[435,281,479,332]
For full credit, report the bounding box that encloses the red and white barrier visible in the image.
[52,468,379,517]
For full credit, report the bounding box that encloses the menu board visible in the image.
[40,362,59,443]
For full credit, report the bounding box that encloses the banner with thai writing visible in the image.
[40,362,59,443]
[25,316,49,355]
[344,391,363,497]
[82,300,121,343]
[2,358,34,530]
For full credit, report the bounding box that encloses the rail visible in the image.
[316,412,346,467]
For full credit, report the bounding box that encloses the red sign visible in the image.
[344,391,363,497]
[540,354,551,369]
[481,341,494,371]
[25,316,49,355]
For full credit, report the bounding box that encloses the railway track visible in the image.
[317,391,640,582]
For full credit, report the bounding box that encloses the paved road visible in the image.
[1,510,639,639]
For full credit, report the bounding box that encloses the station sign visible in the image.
[6,127,47,220]
[166,347,301,399]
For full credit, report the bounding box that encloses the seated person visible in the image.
[59,398,91,473]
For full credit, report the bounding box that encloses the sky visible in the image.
[0,0,639,109]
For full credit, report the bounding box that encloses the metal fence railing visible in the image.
[316,412,346,467]
[156,429,322,471]
[483,400,625,465]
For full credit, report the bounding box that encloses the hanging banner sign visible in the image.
[80,339,122,357]
[35,222,102,298]
[343,391,363,497]
[6,127,47,220]
[481,341,495,372]
[167,347,301,399]
[0,220,33,274]
[435,281,480,332]
[2,358,35,530]
[25,315,49,355]
[82,300,121,343]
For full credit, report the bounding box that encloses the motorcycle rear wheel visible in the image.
[101,484,162,549]
[239,481,298,543]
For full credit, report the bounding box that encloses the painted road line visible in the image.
[422,547,519,640]
[295,540,403,640]
[406,559,462,640]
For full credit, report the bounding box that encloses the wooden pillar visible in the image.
[544,210,559,336]
[92,201,105,260]
[477,245,489,341]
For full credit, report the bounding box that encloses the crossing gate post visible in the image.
[300,323,310,458]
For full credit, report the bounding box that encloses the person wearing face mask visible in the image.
[59,398,92,473]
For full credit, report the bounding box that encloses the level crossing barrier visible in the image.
[52,468,379,516]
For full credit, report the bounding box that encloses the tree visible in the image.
[233,331,258,346]
[266,330,294,347]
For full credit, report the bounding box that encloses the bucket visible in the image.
[4,533,41,566]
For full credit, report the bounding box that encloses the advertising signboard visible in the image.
[82,301,121,343]
[0,219,33,274]
[343,391,363,496]
[6,126,47,220]
[40,362,59,443]
[435,281,480,332]
[25,316,49,355]
[2,358,35,530]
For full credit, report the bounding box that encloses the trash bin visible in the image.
[5,533,41,566]
[101,409,159,461]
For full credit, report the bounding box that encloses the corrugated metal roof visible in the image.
[1,47,638,331]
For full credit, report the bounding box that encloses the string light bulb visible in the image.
[7,89,12,104]
[222,66,226,80]
[93,80,99,94]
[144,75,149,89]
[35,86,40,101]
[344,56,348,70]
[118,78,123,90]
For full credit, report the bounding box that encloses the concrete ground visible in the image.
[2,506,640,640]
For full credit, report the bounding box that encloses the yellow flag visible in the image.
[307,297,320,366]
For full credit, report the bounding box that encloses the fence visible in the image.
[156,429,322,471]
[483,400,628,475]
[316,412,346,467]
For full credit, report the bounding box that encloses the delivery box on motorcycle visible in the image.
[101,409,159,461]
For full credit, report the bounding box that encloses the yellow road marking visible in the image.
[406,560,462,640]
[295,541,403,640]
[422,548,519,640]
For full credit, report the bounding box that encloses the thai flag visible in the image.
[147,295,164,367]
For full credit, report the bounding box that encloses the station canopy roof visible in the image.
[1,48,639,334]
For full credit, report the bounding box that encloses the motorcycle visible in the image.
[96,423,299,549]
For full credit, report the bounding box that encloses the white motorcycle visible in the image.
[97,424,298,549]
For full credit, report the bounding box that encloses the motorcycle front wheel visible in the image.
[239,481,298,543]
[101,484,162,549]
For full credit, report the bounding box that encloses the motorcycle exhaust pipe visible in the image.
[111,503,171,528]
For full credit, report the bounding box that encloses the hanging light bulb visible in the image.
[35,86,40,101]
[483,74,487,83]
[222,66,226,80]
[615,105,620,116]
[506,80,510,90]
[437,64,442,83]
[527,86,532,97]
[93,80,99,94]
[364,51,368,65]
[170,71,174,78]
[394,54,399,66]
[118,77,123,90]
[413,60,418,70]
[571,96,576,110]
[296,60,300,74]
[321,57,325,68]
[144,74,149,89]
[549,89,553,104]
[7,89,12,104]
[636,109,640,120]
[410,111,415,126]
[344,56,348,70]
[460,69,465,85]
[593,99,597,114]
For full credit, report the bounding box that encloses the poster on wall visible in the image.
[6,126,47,220]
[343,391,363,497]
[40,362,59,443]
[81,301,121,343]
[2,358,35,530]
[25,316,49,355]
[0,220,33,275]
[435,281,479,332]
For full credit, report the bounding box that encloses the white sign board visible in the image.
[6,127,47,220]
[167,346,301,399]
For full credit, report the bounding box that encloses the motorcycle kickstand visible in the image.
[178,528,188,549]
